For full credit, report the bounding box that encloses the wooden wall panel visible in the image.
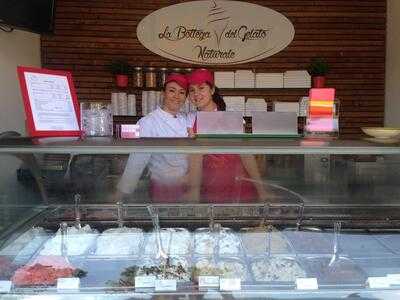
[41,0,386,137]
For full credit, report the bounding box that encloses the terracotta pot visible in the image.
[313,76,326,88]
[116,74,128,88]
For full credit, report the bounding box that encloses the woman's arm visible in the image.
[114,117,154,201]
[240,155,269,201]
[182,154,203,203]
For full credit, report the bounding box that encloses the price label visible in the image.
[368,277,390,289]
[155,279,176,292]
[199,276,220,288]
[220,278,241,291]
[135,276,156,289]
[296,278,318,290]
[57,278,80,290]
[0,281,12,293]
[387,274,400,286]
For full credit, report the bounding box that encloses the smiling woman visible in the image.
[186,69,269,203]
[116,73,192,203]
[162,74,188,115]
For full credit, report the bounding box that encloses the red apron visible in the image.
[201,154,257,203]
[150,180,186,203]
[193,117,257,203]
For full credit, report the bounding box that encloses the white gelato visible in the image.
[0,227,48,257]
[169,228,191,255]
[251,257,306,282]
[144,228,191,256]
[219,229,241,256]
[217,259,249,281]
[94,227,143,256]
[40,224,98,256]
[240,228,291,255]
[194,229,217,255]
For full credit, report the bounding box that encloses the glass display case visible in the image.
[1,136,400,299]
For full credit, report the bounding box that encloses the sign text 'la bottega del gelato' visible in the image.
[137,0,295,65]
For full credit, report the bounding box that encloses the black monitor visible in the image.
[0,0,56,34]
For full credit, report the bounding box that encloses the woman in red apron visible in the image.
[186,69,268,203]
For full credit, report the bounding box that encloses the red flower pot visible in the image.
[313,76,326,88]
[116,74,128,88]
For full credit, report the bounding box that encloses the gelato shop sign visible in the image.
[136,0,295,65]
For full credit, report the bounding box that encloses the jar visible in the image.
[133,67,143,88]
[145,67,157,88]
[158,67,168,87]
[80,102,112,136]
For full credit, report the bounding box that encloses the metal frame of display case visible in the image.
[0,136,400,155]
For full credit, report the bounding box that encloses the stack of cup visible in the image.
[127,94,136,116]
[111,92,119,116]
[157,91,163,108]
[147,91,157,113]
[118,92,128,115]
[141,91,148,116]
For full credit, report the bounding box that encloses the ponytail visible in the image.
[204,83,226,111]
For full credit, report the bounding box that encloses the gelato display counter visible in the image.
[1,137,400,299]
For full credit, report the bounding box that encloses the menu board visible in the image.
[17,66,81,137]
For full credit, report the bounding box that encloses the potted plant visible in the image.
[109,60,131,88]
[308,58,329,88]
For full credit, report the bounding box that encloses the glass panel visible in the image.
[1,139,400,297]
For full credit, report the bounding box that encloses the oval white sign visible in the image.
[137,0,295,65]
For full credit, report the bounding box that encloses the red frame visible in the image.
[17,66,81,137]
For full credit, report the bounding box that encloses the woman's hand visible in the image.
[256,186,271,202]
[187,127,195,138]
[181,188,200,203]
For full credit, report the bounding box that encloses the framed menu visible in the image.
[17,66,81,137]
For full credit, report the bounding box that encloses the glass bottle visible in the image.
[133,67,143,88]
[146,67,157,88]
[159,67,168,87]
[172,67,181,74]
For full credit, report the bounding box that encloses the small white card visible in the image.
[220,278,241,291]
[368,277,390,289]
[199,276,220,288]
[135,276,156,288]
[0,281,12,293]
[155,279,177,292]
[296,278,318,290]
[57,278,80,290]
[121,124,140,139]
[387,274,400,286]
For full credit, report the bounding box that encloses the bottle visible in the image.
[159,67,168,87]
[145,67,157,88]
[172,67,182,74]
[133,67,144,88]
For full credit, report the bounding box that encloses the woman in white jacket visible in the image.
[116,73,191,203]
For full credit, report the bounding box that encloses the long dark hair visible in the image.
[205,82,226,111]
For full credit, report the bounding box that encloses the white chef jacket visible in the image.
[117,107,189,194]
